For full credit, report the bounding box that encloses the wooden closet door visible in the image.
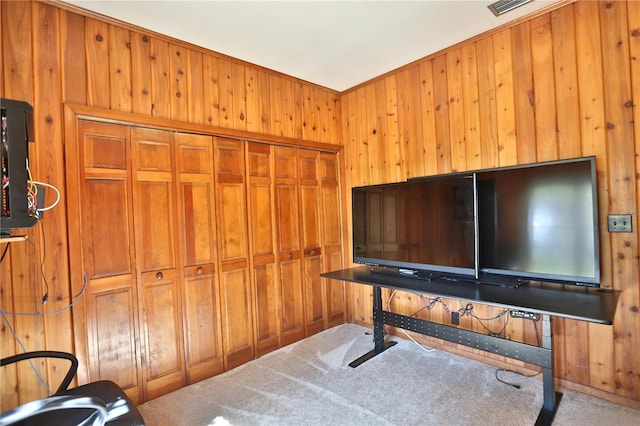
[274,146,305,345]
[73,120,142,403]
[131,127,186,400]
[246,142,281,356]
[320,152,345,327]
[174,132,224,383]
[214,138,255,369]
[298,149,324,336]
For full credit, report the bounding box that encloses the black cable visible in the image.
[0,241,9,263]
[495,316,543,388]
[37,221,49,304]
[1,272,88,317]
[495,366,542,389]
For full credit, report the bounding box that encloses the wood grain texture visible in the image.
[2,0,639,409]
[340,0,640,404]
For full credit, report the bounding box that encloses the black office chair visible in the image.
[0,351,145,426]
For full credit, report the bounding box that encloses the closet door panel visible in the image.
[247,143,280,355]
[279,259,304,338]
[175,132,223,383]
[320,153,345,327]
[131,127,185,400]
[219,267,254,369]
[82,179,132,278]
[218,182,249,260]
[135,179,176,270]
[299,150,324,335]
[252,263,279,353]
[274,146,304,345]
[139,269,185,399]
[88,278,138,396]
[183,267,222,382]
[215,138,254,368]
[75,120,142,403]
[180,182,216,266]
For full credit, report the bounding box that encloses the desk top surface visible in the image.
[322,266,620,324]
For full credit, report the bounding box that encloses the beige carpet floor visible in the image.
[138,323,639,426]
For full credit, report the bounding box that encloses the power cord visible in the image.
[386,290,437,353]
[495,367,541,389]
[1,272,88,317]
[0,310,54,395]
[494,315,542,389]
[1,273,89,395]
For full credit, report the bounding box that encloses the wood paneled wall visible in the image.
[0,0,340,407]
[2,0,639,409]
[341,0,639,404]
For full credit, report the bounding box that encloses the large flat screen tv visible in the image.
[352,157,600,287]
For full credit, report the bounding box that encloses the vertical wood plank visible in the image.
[551,3,588,386]
[397,67,422,179]
[187,49,204,124]
[530,13,558,161]
[384,76,402,181]
[170,43,188,122]
[460,44,481,171]
[292,81,305,139]
[432,55,452,173]
[551,6,582,159]
[32,0,74,394]
[446,49,466,172]
[1,0,33,103]
[408,66,425,178]
[217,59,234,129]
[574,0,615,394]
[1,6,34,400]
[475,36,500,168]
[130,33,152,115]
[150,37,171,118]
[600,0,639,400]
[510,21,537,164]
[318,90,330,144]
[60,10,86,105]
[373,80,387,182]
[269,74,283,136]
[109,25,132,112]
[232,62,247,130]
[492,30,517,167]
[302,84,317,141]
[85,17,110,108]
[628,0,640,401]
[245,67,259,132]
[281,79,297,138]
[352,87,366,185]
[418,60,439,175]
[257,70,272,134]
[202,53,220,127]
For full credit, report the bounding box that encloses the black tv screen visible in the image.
[353,175,476,277]
[478,158,600,285]
[351,156,600,287]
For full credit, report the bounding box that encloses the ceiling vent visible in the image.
[488,0,534,16]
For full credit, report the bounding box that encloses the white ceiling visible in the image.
[67,0,561,92]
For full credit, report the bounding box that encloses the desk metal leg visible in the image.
[349,285,397,368]
[535,314,562,426]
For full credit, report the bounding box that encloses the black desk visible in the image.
[321,266,620,426]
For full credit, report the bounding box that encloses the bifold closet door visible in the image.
[274,146,305,346]
[131,127,186,400]
[246,142,281,356]
[319,152,345,327]
[298,149,324,336]
[214,138,255,369]
[174,132,224,383]
[72,120,142,403]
